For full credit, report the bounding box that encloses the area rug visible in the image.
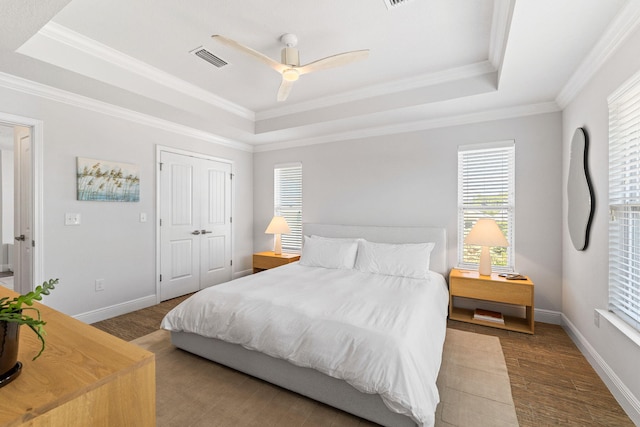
[132,328,518,427]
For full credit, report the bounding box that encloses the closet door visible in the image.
[159,151,231,301]
[198,160,232,288]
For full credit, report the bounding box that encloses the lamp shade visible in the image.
[464,218,509,247]
[265,216,291,235]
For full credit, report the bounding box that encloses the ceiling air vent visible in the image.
[383,0,414,9]
[191,47,228,68]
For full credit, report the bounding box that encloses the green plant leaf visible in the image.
[0,278,58,360]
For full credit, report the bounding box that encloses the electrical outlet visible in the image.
[594,309,600,328]
[95,279,105,292]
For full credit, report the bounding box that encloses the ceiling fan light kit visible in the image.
[212,33,369,102]
[282,69,299,82]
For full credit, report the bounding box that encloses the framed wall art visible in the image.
[77,157,140,202]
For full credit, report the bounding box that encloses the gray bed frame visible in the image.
[170,224,448,427]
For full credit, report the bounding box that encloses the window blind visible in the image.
[274,163,302,252]
[457,141,515,271]
[609,71,640,332]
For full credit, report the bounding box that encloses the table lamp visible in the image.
[265,216,291,255]
[464,218,509,276]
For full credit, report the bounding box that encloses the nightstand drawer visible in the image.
[451,278,533,305]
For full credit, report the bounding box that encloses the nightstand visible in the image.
[449,268,535,334]
[253,251,300,273]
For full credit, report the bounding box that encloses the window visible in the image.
[608,72,640,332]
[458,141,515,271]
[274,163,302,252]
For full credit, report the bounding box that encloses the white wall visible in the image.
[562,25,640,423]
[0,84,253,318]
[254,112,563,314]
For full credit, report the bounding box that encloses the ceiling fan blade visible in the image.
[297,49,369,75]
[212,35,287,73]
[277,78,295,102]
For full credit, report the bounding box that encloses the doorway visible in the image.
[0,112,41,295]
[158,148,233,301]
[0,124,14,290]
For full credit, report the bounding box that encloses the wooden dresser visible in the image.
[0,287,155,426]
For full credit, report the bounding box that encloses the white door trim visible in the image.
[0,111,43,292]
[155,145,234,303]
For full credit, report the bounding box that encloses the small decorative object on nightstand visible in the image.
[253,251,300,273]
[449,268,535,334]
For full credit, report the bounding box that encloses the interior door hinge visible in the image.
[160,218,162,226]
[159,162,163,171]
[230,173,234,180]
[230,259,233,266]
[230,216,232,224]
[160,274,162,282]
[32,240,35,247]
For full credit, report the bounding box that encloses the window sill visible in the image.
[596,309,640,348]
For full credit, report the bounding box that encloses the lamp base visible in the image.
[273,234,282,255]
[478,246,492,276]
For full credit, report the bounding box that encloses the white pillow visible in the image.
[354,240,435,279]
[299,235,359,269]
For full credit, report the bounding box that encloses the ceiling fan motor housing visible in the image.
[281,47,299,66]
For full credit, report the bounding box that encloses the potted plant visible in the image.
[0,278,58,387]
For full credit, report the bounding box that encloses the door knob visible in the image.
[201,230,213,234]
[191,230,201,235]
[15,235,25,241]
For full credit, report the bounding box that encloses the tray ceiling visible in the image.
[1,0,634,149]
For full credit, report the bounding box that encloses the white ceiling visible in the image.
[1,0,638,151]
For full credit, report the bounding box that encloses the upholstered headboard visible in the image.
[303,223,448,277]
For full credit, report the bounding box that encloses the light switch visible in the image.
[140,213,147,223]
[65,213,81,225]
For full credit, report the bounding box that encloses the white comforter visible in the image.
[161,263,449,426]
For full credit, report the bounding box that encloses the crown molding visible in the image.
[488,0,515,82]
[36,22,255,121]
[256,61,496,121]
[0,71,254,152]
[254,101,560,152]
[0,68,562,155]
[556,0,640,108]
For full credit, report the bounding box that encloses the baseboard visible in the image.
[233,268,253,280]
[74,295,157,324]
[561,314,640,425]
[534,308,562,325]
[77,271,253,324]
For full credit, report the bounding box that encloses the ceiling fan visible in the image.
[212,33,369,102]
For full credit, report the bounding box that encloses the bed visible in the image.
[161,224,449,427]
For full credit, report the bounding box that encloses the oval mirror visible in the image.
[567,127,594,250]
